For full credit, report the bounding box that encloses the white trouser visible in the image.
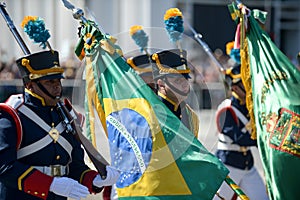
[213,165,269,200]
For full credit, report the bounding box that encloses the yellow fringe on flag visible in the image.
[240,26,257,140]
[85,56,108,146]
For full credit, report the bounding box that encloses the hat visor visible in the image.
[37,73,65,81]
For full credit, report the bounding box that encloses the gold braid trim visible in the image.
[79,169,92,183]
[21,58,64,74]
[127,58,152,73]
[18,167,34,190]
[152,53,190,74]
[238,6,257,139]
[241,36,256,139]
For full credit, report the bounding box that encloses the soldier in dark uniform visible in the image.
[214,62,269,199]
[0,50,119,200]
[151,49,199,137]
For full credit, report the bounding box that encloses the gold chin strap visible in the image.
[232,91,245,105]
[25,88,46,106]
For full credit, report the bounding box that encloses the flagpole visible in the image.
[220,2,251,200]
[225,176,250,200]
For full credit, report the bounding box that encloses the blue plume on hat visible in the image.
[230,48,241,64]
[226,41,241,64]
[21,16,50,49]
[164,8,184,43]
[130,25,148,52]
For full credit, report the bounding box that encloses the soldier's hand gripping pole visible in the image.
[0,2,30,55]
[57,99,109,179]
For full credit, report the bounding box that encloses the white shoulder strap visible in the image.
[16,105,72,159]
[217,99,232,111]
[217,99,249,133]
[5,94,24,109]
[231,106,249,126]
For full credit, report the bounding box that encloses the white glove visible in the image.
[50,177,89,200]
[93,166,120,188]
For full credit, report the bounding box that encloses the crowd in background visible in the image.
[0,48,82,81]
[0,46,248,107]
[0,50,232,82]
[0,48,82,102]
[1,46,298,105]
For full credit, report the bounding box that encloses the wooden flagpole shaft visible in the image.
[56,100,109,179]
[225,176,250,200]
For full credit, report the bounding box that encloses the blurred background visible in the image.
[1,0,300,107]
[1,1,299,199]
[1,0,299,105]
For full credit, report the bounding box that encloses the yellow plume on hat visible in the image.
[21,16,38,28]
[164,8,182,21]
[226,41,235,56]
[129,25,143,36]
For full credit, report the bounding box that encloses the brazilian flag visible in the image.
[75,21,228,199]
[229,3,300,200]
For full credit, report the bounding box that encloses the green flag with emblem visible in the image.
[228,3,300,200]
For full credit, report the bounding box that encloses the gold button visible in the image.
[34,192,38,195]
[56,155,60,160]
[27,190,31,193]
[41,193,46,196]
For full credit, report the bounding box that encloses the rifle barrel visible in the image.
[57,100,108,178]
[0,2,31,55]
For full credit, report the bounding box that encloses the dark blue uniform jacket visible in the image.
[215,97,257,170]
[0,92,99,200]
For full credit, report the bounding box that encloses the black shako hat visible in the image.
[127,54,153,75]
[225,64,242,86]
[16,50,64,83]
[151,49,191,80]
